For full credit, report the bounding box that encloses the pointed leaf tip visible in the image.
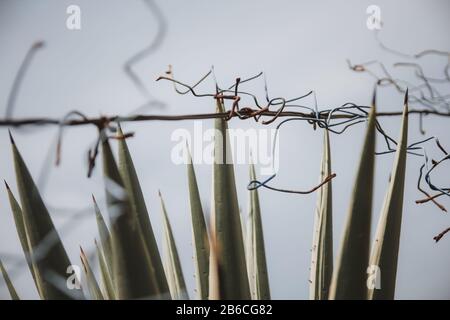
[329,103,376,300]
[116,123,123,137]
[309,130,333,300]
[0,260,20,300]
[247,162,271,300]
[371,87,377,107]
[186,152,210,299]
[159,193,188,299]
[80,246,104,300]
[404,88,409,105]
[114,130,170,298]
[8,130,15,145]
[10,137,78,299]
[368,99,408,300]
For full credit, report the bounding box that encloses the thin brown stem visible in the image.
[434,227,450,242]
[0,109,448,128]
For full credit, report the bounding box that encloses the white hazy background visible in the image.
[0,0,449,299]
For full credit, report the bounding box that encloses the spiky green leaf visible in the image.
[186,146,210,300]
[159,192,188,299]
[5,181,41,297]
[329,103,377,300]
[80,247,104,300]
[95,240,115,300]
[211,100,250,299]
[116,126,169,296]
[92,196,113,276]
[208,225,221,300]
[10,133,81,300]
[0,260,20,300]
[368,96,409,300]
[101,136,162,299]
[246,163,270,300]
[309,130,333,300]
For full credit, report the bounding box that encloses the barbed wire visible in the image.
[348,29,450,114]
[1,67,449,209]
[1,72,450,300]
[2,9,450,299]
[155,69,450,214]
[348,28,450,241]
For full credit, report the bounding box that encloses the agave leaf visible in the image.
[329,102,377,300]
[245,211,254,296]
[211,100,250,299]
[0,260,20,300]
[368,95,409,300]
[246,163,270,300]
[80,247,104,300]
[95,240,115,300]
[240,210,246,253]
[92,200,114,298]
[159,192,188,299]
[101,136,161,299]
[4,181,42,297]
[92,196,113,276]
[208,221,220,300]
[116,126,169,296]
[309,130,333,300]
[9,133,82,300]
[186,146,210,300]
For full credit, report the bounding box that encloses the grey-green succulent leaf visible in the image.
[101,136,164,299]
[159,192,188,300]
[10,133,82,300]
[5,181,42,297]
[329,103,377,300]
[116,126,170,296]
[80,247,104,300]
[0,260,20,300]
[309,130,333,300]
[246,163,270,300]
[368,96,409,300]
[95,240,116,300]
[208,225,221,300]
[92,196,113,276]
[92,201,114,298]
[186,146,210,300]
[211,100,250,299]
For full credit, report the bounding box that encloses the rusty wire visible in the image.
[2,11,450,298]
[348,28,450,241]
[156,69,450,211]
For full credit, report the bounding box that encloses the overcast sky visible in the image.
[0,0,449,299]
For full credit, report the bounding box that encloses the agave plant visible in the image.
[0,92,409,300]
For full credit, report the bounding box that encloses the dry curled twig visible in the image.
[433,227,450,242]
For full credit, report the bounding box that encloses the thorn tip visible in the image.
[371,87,377,107]
[8,130,15,145]
[404,88,409,106]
